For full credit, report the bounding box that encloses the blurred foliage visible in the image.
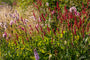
[0,0,14,5]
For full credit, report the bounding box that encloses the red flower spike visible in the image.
[67,20,70,30]
[14,41,17,46]
[87,2,89,8]
[62,28,63,34]
[71,23,73,32]
[41,34,44,40]
[35,26,39,33]
[82,25,85,38]
[82,3,84,9]
[16,34,18,41]
[47,25,50,33]
[31,27,33,31]
[21,17,23,21]
[74,25,76,35]
[22,38,25,45]
[45,13,48,18]
[87,23,90,32]
[25,28,27,33]
[64,5,68,13]
[33,3,39,11]
[79,17,82,27]
[40,25,43,32]
[71,42,73,47]
[43,32,46,36]
[56,2,59,10]
[39,0,42,6]
[26,37,29,41]
[82,17,85,23]
[57,28,60,33]
[33,11,36,20]
[82,8,86,14]
[53,29,56,35]
[51,37,53,44]
[49,7,51,12]
[29,25,31,27]
[74,16,77,26]
[29,31,32,34]
[41,13,45,21]
[29,25,33,31]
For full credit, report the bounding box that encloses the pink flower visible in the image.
[69,6,77,13]
[36,24,39,28]
[46,2,49,6]
[21,27,24,30]
[35,24,39,33]
[34,48,39,60]
[51,10,55,15]
[14,19,16,24]
[38,17,41,22]
[9,34,11,38]
[18,25,21,28]
[10,20,13,25]
[47,24,50,33]
[3,32,7,38]
[76,12,80,16]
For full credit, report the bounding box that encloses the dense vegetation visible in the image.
[0,0,90,60]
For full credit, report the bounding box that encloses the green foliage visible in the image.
[0,0,14,5]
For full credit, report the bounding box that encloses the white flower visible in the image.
[38,17,41,22]
[4,22,7,30]
[29,16,35,21]
[0,22,2,27]
[0,22,3,27]
[3,32,7,38]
